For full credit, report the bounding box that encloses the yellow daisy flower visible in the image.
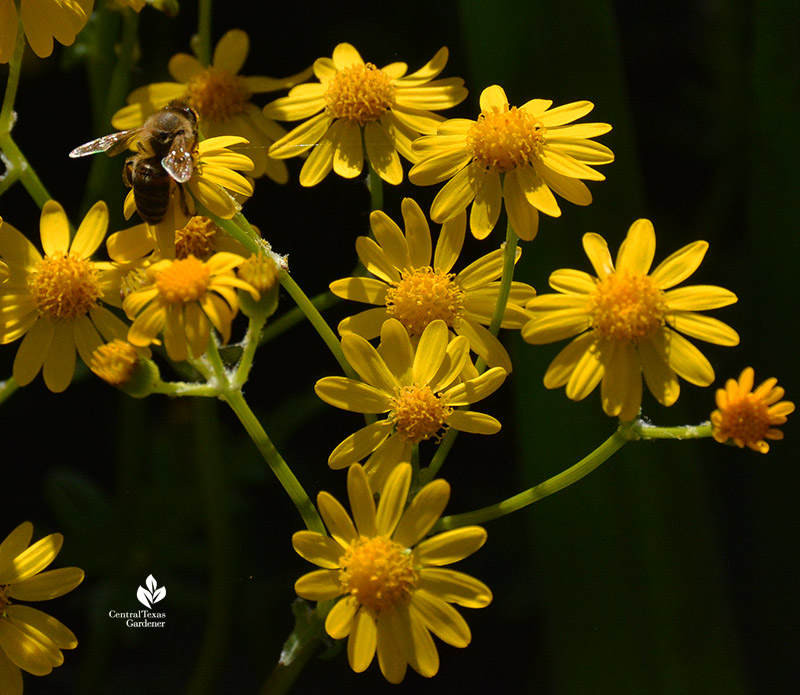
[0,521,84,695]
[111,29,311,182]
[265,43,467,186]
[315,318,507,491]
[0,0,93,63]
[123,252,259,361]
[522,219,739,420]
[293,463,491,684]
[711,367,794,453]
[408,84,614,241]
[0,202,130,392]
[330,197,535,372]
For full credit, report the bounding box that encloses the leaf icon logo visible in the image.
[137,574,166,608]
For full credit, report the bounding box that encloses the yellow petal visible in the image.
[417,567,492,608]
[616,219,655,275]
[315,376,392,414]
[502,171,539,241]
[347,606,378,672]
[479,85,508,112]
[332,119,364,179]
[416,527,487,566]
[650,240,708,289]
[326,596,357,640]
[365,121,402,185]
[291,531,344,569]
[39,201,70,257]
[347,464,377,538]
[393,479,450,548]
[375,463,412,537]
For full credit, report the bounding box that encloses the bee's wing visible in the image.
[69,128,142,158]
[161,133,195,183]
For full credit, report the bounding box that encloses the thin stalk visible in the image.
[435,424,632,530]
[222,388,325,535]
[0,17,25,128]
[197,0,213,67]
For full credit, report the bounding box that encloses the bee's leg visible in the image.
[122,158,134,189]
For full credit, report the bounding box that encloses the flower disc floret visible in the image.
[467,106,545,172]
[588,272,666,343]
[339,536,419,613]
[390,384,453,443]
[186,67,251,121]
[324,63,396,124]
[385,267,466,335]
[29,254,103,321]
[155,256,211,303]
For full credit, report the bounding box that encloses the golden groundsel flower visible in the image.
[112,29,311,182]
[0,202,130,392]
[409,84,613,241]
[0,522,84,695]
[293,463,491,683]
[315,318,506,491]
[0,0,93,63]
[522,219,739,420]
[123,252,259,361]
[265,43,467,186]
[711,367,794,453]
[330,197,535,373]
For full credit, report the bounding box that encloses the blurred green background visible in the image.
[2,0,798,693]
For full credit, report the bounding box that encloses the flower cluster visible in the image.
[0,9,793,693]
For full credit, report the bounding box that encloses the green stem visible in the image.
[0,16,25,128]
[202,209,355,380]
[259,291,340,345]
[0,376,19,406]
[233,313,266,386]
[197,0,213,67]
[278,270,357,379]
[367,159,383,212]
[222,388,325,534]
[0,133,52,207]
[436,424,633,530]
[631,421,712,440]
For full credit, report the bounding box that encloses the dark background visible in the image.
[1,1,798,693]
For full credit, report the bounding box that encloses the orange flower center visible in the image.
[385,267,466,336]
[155,256,210,304]
[90,339,140,386]
[467,105,546,172]
[324,63,395,125]
[29,254,103,321]
[588,271,665,344]
[339,536,418,614]
[716,395,772,446]
[176,216,219,260]
[390,384,452,444]
[187,67,251,122]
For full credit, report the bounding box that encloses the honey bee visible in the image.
[69,101,199,224]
